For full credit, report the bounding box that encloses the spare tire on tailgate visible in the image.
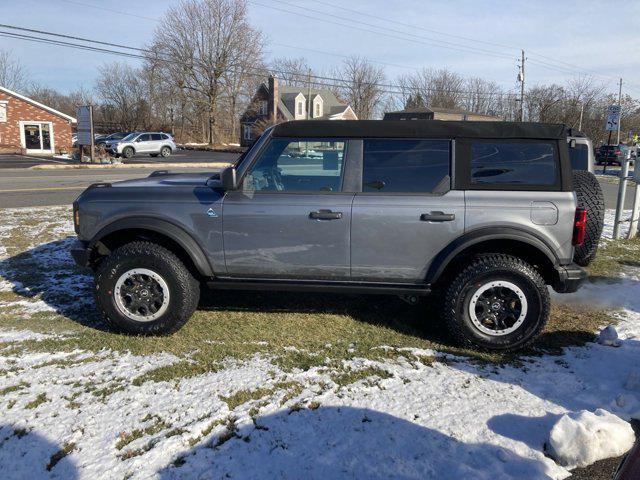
[572,170,605,266]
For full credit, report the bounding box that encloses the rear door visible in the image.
[222,138,354,279]
[350,138,465,282]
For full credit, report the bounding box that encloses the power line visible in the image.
[0,24,520,98]
[247,0,515,61]
[307,0,517,52]
[57,0,160,22]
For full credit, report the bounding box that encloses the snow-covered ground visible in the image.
[0,207,638,479]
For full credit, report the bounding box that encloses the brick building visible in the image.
[239,76,357,147]
[0,86,76,155]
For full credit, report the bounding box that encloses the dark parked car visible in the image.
[596,144,630,166]
[71,120,605,351]
[95,132,131,148]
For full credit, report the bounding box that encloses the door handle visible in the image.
[420,211,455,222]
[309,209,343,220]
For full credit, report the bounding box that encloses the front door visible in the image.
[350,138,465,282]
[222,138,353,279]
[135,133,153,153]
[21,122,53,154]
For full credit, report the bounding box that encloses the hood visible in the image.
[110,171,220,188]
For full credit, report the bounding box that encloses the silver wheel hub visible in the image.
[469,280,528,336]
[114,268,170,322]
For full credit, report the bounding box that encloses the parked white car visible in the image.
[106,132,176,159]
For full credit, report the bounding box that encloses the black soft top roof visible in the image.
[271,120,569,140]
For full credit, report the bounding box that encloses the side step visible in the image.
[207,278,431,296]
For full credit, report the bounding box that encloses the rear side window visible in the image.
[470,141,557,186]
[362,139,450,193]
[151,133,165,141]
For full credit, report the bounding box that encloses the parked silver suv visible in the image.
[106,132,176,159]
[71,120,603,351]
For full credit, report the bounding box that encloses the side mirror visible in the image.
[221,166,237,191]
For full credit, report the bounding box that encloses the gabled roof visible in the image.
[278,85,348,120]
[0,85,77,123]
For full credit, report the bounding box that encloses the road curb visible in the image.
[29,162,232,170]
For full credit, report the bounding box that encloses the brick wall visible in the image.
[0,90,74,154]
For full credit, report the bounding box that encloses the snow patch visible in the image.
[546,409,635,468]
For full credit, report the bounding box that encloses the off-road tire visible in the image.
[572,170,604,266]
[94,241,199,335]
[444,254,550,351]
[160,146,171,158]
[122,147,135,159]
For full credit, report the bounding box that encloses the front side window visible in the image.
[470,141,557,186]
[242,139,345,192]
[137,134,152,142]
[362,139,450,193]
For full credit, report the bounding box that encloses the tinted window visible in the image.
[470,142,557,185]
[138,134,152,142]
[362,139,450,193]
[569,143,589,170]
[151,133,163,141]
[242,139,345,192]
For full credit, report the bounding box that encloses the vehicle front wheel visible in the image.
[94,241,200,335]
[122,147,134,159]
[443,254,549,351]
[160,146,171,158]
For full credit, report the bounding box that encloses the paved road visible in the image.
[0,150,239,169]
[0,167,225,208]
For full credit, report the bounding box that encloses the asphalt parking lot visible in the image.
[0,149,239,169]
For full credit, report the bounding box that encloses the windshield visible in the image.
[121,133,138,142]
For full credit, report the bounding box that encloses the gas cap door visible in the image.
[530,201,558,225]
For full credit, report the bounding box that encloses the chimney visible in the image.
[268,75,279,124]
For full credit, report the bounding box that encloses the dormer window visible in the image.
[297,101,303,116]
[312,95,323,118]
[315,103,320,117]
[259,100,267,115]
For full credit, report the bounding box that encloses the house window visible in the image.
[243,124,252,141]
[259,100,268,115]
[297,102,303,116]
[315,103,321,117]
[0,102,7,123]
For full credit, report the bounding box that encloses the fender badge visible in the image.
[206,208,218,218]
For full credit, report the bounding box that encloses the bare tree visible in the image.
[150,0,264,144]
[333,56,385,119]
[95,62,148,131]
[0,50,27,91]
[270,57,313,88]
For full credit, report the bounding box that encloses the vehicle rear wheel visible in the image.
[122,147,134,159]
[443,254,549,351]
[160,146,171,158]
[572,170,604,266]
[94,241,199,335]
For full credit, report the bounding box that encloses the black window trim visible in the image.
[356,137,453,196]
[454,138,564,192]
[235,136,352,195]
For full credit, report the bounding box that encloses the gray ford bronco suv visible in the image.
[71,120,603,351]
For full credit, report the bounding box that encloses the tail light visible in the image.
[572,207,587,246]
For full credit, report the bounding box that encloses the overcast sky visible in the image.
[0,0,638,96]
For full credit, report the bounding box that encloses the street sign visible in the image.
[605,104,621,131]
[76,105,93,145]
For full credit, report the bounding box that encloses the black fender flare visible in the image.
[89,216,214,277]
[425,227,561,284]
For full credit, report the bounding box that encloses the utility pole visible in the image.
[616,78,623,145]
[518,49,525,122]
[306,68,312,120]
[578,103,584,131]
